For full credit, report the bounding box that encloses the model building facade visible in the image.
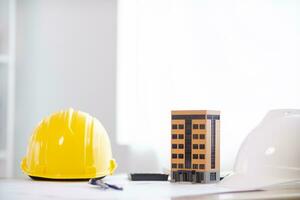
[171,110,220,183]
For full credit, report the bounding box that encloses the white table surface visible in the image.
[0,174,299,200]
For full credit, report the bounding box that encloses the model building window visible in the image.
[210,172,216,181]
[193,144,198,149]
[172,134,177,139]
[186,123,191,129]
[178,144,184,149]
[199,144,205,149]
[178,154,184,159]
[199,124,205,129]
[199,154,205,159]
[193,154,198,159]
[172,124,178,129]
[172,154,177,158]
[172,163,177,168]
[178,124,184,129]
[193,124,198,129]
[178,134,184,139]
[192,164,198,169]
[199,164,205,169]
[199,134,205,139]
[193,134,198,139]
[172,144,177,149]
[186,135,192,140]
[178,164,184,168]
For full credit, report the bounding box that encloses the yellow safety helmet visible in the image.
[21,108,117,179]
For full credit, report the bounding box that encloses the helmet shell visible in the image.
[219,109,300,189]
[21,108,117,179]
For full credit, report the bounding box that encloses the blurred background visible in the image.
[0,0,299,178]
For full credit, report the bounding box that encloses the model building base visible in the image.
[171,171,220,183]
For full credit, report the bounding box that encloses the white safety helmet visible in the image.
[219,109,300,189]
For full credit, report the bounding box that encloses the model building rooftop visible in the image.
[171,110,220,115]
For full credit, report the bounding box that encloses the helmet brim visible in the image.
[217,172,299,190]
[28,175,105,181]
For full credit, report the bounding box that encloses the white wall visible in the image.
[14,0,119,177]
[117,0,300,173]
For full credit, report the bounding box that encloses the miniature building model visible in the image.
[171,110,220,183]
